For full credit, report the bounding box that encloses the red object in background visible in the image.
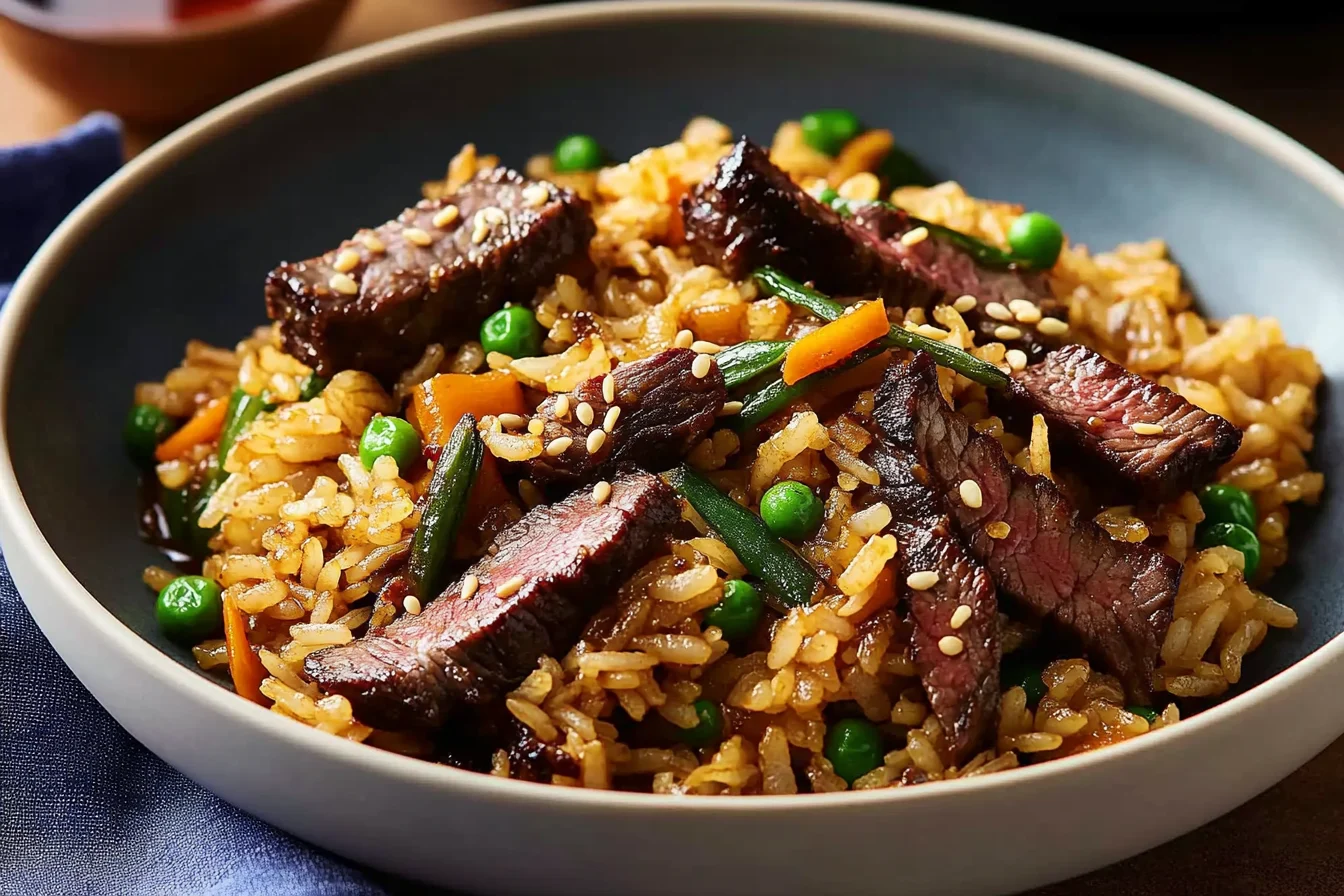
[173,0,262,20]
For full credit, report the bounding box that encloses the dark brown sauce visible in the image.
[136,474,202,573]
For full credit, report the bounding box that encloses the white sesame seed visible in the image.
[586,429,607,453]
[521,183,551,208]
[332,248,361,273]
[691,354,713,378]
[575,402,595,426]
[357,232,385,253]
[328,273,359,295]
[906,570,941,591]
[461,574,480,600]
[1037,316,1070,336]
[404,595,423,616]
[953,295,977,313]
[403,227,432,247]
[913,324,949,340]
[553,394,570,419]
[496,575,526,598]
[497,413,526,429]
[592,480,612,505]
[950,605,973,630]
[431,204,460,229]
[690,340,723,354]
[1006,349,1028,371]
[985,302,1013,321]
[986,521,1012,539]
[603,405,620,432]
[527,418,545,436]
[994,325,1023,341]
[1132,422,1166,435]
[959,479,984,509]
[471,207,508,244]
[545,437,573,456]
[674,329,694,349]
[1007,299,1035,315]
[900,226,930,246]
[938,635,965,656]
[1014,305,1042,324]
[719,400,744,416]
[602,374,616,403]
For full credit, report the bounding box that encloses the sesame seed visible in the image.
[691,354,713,378]
[938,635,965,656]
[592,480,612,505]
[603,406,620,432]
[553,394,570,418]
[586,429,607,453]
[959,479,983,509]
[985,302,1013,321]
[333,248,361,273]
[906,570,940,591]
[994,325,1023,341]
[403,227,432,247]
[950,605,972,630]
[1015,305,1042,324]
[431,204,460,229]
[690,340,723,354]
[575,402,595,426]
[461,574,480,600]
[913,324,948,340]
[357,232,385,253]
[674,329,694,348]
[1132,422,1166,435]
[602,374,616,403]
[496,575,526,598]
[471,207,508,244]
[1037,316,1070,336]
[719,400,744,416]
[545,437,573,456]
[1006,349,1028,371]
[986,521,1012,539]
[953,295,977,313]
[328,273,359,295]
[497,413,526,429]
[404,595,423,616]
[521,183,550,208]
[900,226,930,246]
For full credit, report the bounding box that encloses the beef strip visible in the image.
[521,348,727,489]
[874,352,1180,700]
[305,470,678,730]
[681,138,1063,355]
[1001,343,1242,503]
[860,437,1000,763]
[265,168,595,383]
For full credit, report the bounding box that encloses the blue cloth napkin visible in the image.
[0,116,418,896]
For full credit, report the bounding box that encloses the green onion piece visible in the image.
[408,414,483,601]
[666,465,821,612]
[753,267,1010,390]
[218,388,267,465]
[735,346,884,430]
[714,340,791,389]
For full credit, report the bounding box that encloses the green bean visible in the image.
[218,388,267,465]
[713,340,791,389]
[407,414,483,600]
[734,346,884,430]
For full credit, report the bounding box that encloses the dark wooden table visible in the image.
[3,5,1341,893]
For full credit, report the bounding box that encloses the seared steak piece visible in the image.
[1002,344,1242,503]
[521,348,726,489]
[861,439,1000,763]
[875,352,1179,700]
[265,168,595,382]
[305,471,678,730]
[681,139,1063,354]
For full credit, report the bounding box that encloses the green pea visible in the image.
[156,575,224,645]
[824,718,884,784]
[1198,483,1257,531]
[359,416,421,472]
[553,134,606,172]
[1128,705,1160,724]
[1196,521,1261,579]
[800,109,862,156]
[703,579,764,641]
[124,403,175,465]
[816,186,840,208]
[479,306,543,359]
[759,480,824,542]
[677,699,725,749]
[1001,652,1047,706]
[298,374,328,401]
[1007,211,1064,269]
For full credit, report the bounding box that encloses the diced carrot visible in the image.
[665,176,687,247]
[411,371,527,445]
[781,298,889,385]
[153,396,228,462]
[223,594,268,706]
[454,452,517,558]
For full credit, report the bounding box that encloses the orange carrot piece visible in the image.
[453,452,517,559]
[665,176,688,247]
[153,396,228,462]
[781,298,889,385]
[223,594,268,706]
[410,371,527,446]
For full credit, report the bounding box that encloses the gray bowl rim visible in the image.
[2,0,1341,812]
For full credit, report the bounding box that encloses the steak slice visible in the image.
[681,139,1063,354]
[1001,343,1242,503]
[265,168,595,383]
[521,348,726,489]
[305,470,678,730]
[875,352,1179,700]
[861,439,1000,763]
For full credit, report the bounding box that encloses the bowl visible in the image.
[0,0,353,124]
[2,3,1342,894]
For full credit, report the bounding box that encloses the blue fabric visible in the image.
[0,116,413,896]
